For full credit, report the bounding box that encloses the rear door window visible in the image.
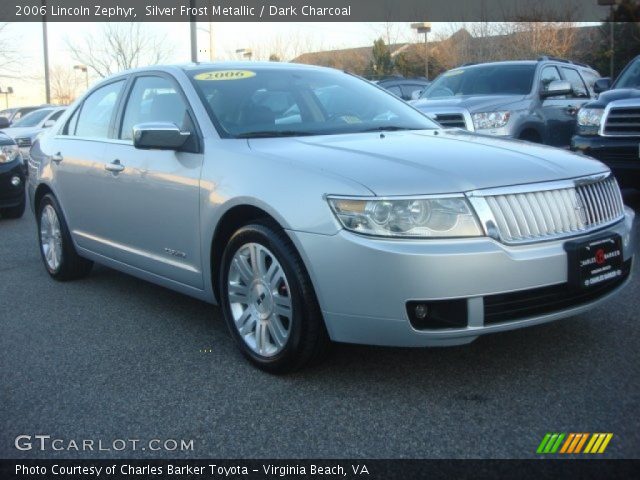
[73,80,125,138]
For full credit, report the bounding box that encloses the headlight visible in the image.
[0,144,19,164]
[472,111,510,130]
[577,108,604,127]
[327,196,483,238]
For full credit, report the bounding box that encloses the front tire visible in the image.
[37,193,93,280]
[219,222,329,373]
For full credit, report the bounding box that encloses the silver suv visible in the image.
[411,57,600,147]
[29,63,635,372]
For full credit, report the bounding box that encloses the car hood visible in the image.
[411,94,525,112]
[1,127,41,139]
[248,130,608,196]
[586,88,640,108]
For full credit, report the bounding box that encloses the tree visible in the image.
[67,24,171,78]
[50,66,82,105]
[371,38,393,77]
[268,54,281,62]
[0,23,19,74]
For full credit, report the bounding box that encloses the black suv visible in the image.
[0,131,25,218]
[572,56,640,189]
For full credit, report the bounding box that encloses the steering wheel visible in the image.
[327,112,362,124]
[428,87,454,98]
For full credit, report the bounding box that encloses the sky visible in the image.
[1,21,440,106]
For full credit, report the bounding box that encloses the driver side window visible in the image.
[540,66,561,91]
[120,76,190,140]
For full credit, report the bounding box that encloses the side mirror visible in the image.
[43,119,56,128]
[132,122,190,150]
[541,80,573,98]
[0,117,9,129]
[411,90,423,101]
[593,77,611,94]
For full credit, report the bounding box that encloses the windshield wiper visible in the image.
[236,130,316,138]
[358,126,416,133]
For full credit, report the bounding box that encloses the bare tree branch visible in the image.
[66,23,171,78]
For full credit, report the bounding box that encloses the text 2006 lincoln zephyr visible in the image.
[28,63,635,372]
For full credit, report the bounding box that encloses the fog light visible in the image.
[11,176,21,187]
[414,304,428,319]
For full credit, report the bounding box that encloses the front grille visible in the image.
[484,259,631,324]
[483,176,624,243]
[434,113,467,129]
[603,107,640,136]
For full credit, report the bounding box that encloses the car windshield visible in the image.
[189,67,439,138]
[11,108,52,128]
[615,58,640,89]
[0,109,16,120]
[421,64,536,99]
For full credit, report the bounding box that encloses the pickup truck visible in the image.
[572,55,640,189]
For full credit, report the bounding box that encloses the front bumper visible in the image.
[571,134,640,188]
[0,158,26,208]
[288,208,635,347]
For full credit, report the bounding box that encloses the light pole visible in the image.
[0,87,14,108]
[598,0,618,78]
[74,65,89,90]
[42,0,50,103]
[411,22,432,80]
[197,23,215,61]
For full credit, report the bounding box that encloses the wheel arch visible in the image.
[210,203,283,304]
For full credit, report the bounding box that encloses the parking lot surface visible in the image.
[1,190,639,459]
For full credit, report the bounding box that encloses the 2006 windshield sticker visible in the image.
[194,70,256,81]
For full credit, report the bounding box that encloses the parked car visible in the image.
[29,63,634,372]
[1,106,66,160]
[377,77,431,101]
[0,131,25,218]
[411,57,600,147]
[571,55,640,189]
[0,105,49,127]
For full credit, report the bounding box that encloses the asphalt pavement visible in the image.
[1,190,639,459]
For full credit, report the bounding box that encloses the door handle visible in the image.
[51,152,63,163]
[105,159,125,173]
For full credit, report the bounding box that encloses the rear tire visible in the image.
[37,193,93,281]
[1,196,25,219]
[219,222,329,373]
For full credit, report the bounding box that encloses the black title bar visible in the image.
[3,0,631,22]
[2,459,640,480]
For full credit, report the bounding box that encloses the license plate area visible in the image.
[565,234,623,289]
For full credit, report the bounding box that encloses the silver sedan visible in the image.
[29,63,635,372]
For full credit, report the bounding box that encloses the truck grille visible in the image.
[483,176,624,243]
[433,113,467,129]
[603,107,640,136]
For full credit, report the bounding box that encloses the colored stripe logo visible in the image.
[537,433,613,454]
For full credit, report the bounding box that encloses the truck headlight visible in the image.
[327,196,483,238]
[577,108,604,127]
[472,111,510,130]
[0,144,19,164]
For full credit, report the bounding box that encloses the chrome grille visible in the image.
[603,107,640,136]
[481,176,624,243]
[434,113,467,130]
